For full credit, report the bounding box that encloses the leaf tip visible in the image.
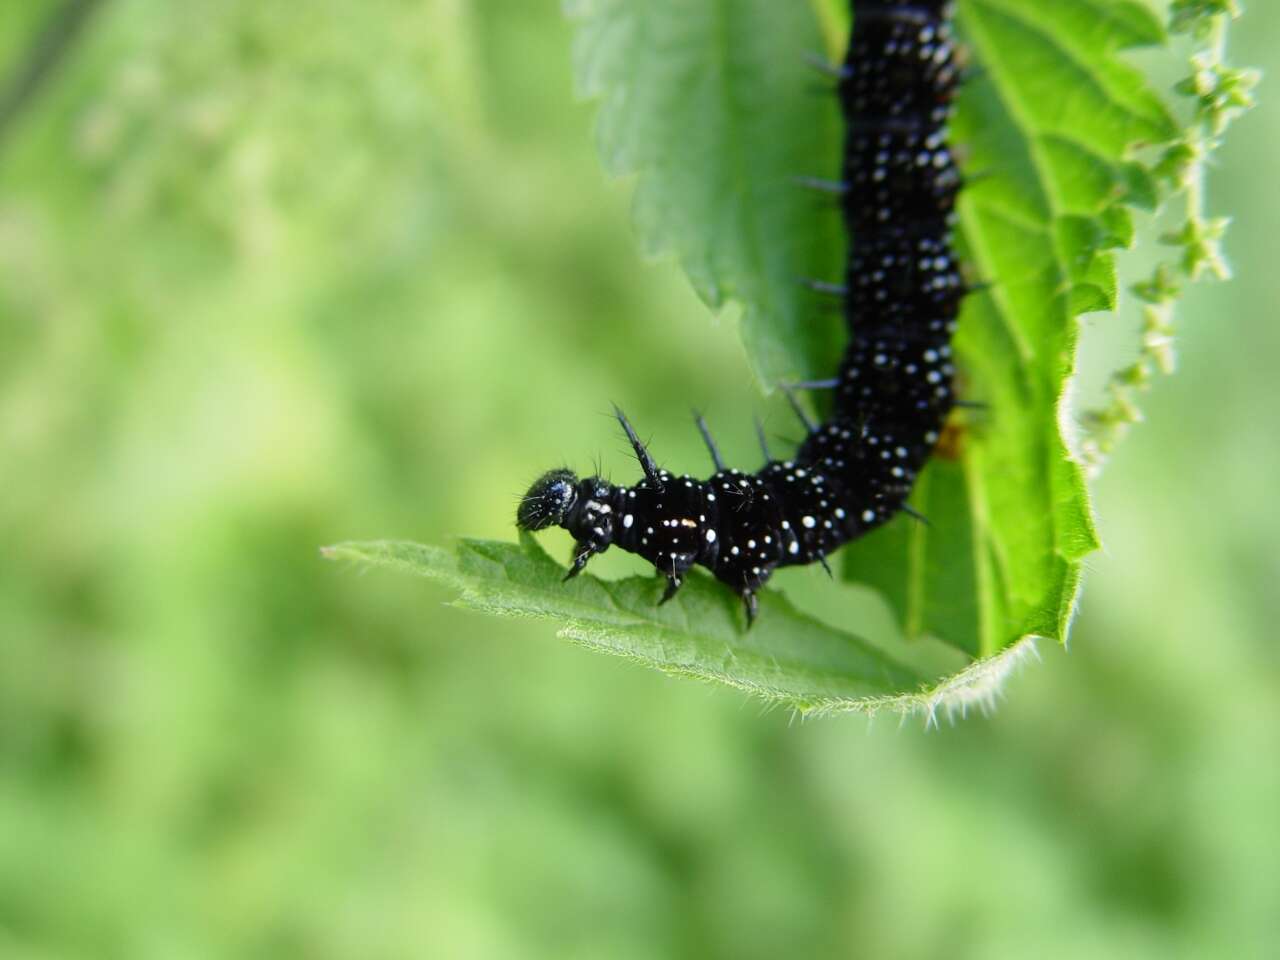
[320,541,377,567]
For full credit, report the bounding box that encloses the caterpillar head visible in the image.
[517,469,579,531]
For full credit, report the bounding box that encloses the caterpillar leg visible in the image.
[793,176,848,213]
[612,404,662,485]
[564,542,597,581]
[802,51,851,81]
[901,503,932,526]
[740,588,759,628]
[754,417,772,464]
[794,175,849,196]
[799,277,849,298]
[659,573,683,605]
[780,384,818,433]
[816,553,834,579]
[692,410,726,472]
[961,168,998,188]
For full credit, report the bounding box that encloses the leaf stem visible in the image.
[1080,4,1254,467]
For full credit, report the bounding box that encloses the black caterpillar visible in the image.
[519,0,965,624]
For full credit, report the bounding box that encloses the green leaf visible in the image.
[323,536,1040,719]
[565,0,845,383]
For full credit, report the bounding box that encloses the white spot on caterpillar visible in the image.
[705,529,716,543]
[802,516,816,529]
[623,514,633,529]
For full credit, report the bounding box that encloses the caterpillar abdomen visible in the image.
[518,1,964,625]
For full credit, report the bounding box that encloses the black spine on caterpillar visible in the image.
[518,0,963,625]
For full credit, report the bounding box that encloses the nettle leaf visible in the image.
[323,538,1039,720]
[330,0,1195,715]
[565,0,846,383]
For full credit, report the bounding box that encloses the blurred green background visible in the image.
[2,2,1277,958]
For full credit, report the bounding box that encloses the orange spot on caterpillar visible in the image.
[934,420,967,461]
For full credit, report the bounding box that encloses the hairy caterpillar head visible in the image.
[517,469,580,531]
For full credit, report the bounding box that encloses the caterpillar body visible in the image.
[518,0,966,624]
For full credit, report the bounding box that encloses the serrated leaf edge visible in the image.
[323,539,1044,722]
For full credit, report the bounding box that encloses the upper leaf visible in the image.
[566,0,846,384]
